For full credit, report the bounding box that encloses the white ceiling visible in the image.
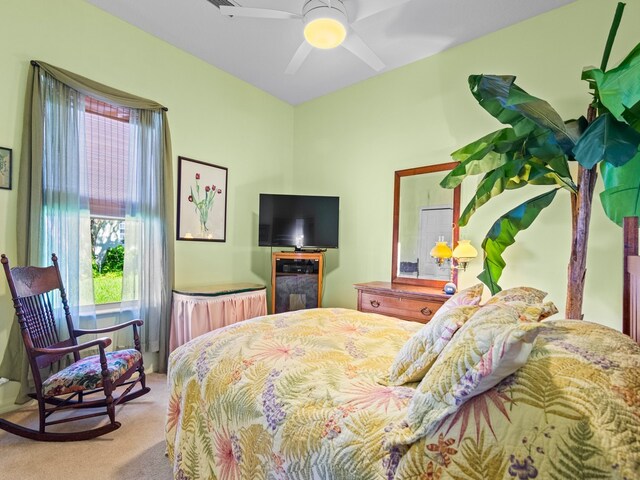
[85,0,575,105]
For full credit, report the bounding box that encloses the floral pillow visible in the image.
[527,300,558,321]
[485,286,548,305]
[386,303,543,447]
[386,305,480,386]
[490,300,558,322]
[438,283,484,315]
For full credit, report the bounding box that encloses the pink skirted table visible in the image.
[169,283,267,352]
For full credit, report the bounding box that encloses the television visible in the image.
[259,194,339,249]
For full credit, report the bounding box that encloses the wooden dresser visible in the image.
[354,281,449,324]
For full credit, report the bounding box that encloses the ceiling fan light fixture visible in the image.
[302,1,348,50]
[304,17,346,49]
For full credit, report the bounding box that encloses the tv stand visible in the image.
[271,251,324,313]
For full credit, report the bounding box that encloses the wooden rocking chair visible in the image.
[0,253,150,441]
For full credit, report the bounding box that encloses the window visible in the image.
[21,62,171,366]
[85,97,131,305]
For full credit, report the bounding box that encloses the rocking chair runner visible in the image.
[0,253,150,441]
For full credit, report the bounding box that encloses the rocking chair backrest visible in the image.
[1,254,78,370]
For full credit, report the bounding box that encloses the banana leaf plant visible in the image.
[441,2,640,319]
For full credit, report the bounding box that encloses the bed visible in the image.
[166,219,640,480]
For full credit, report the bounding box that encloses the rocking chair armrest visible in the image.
[73,319,144,336]
[33,337,112,356]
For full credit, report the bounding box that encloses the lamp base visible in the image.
[443,282,457,295]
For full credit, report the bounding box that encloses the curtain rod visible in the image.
[30,60,169,112]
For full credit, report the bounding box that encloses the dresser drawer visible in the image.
[359,291,442,323]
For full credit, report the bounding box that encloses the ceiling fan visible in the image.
[215,0,412,74]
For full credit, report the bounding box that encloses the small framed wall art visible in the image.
[0,147,12,190]
[177,156,228,242]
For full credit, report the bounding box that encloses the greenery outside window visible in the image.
[91,217,125,304]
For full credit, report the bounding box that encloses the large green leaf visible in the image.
[508,127,574,183]
[547,153,574,181]
[444,127,572,190]
[451,128,519,162]
[582,42,640,122]
[459,157,573,227]
[573,112,640,168]
[478,189,559,294]
[515,126,572,163]
[565,117,589,144]
[581,66,604,94]
[622,99,640,132]
[469,75,574,152]
[600,151,640,226]
[459,158,527,226]
[508,158,575,192]
[443,128,518,188]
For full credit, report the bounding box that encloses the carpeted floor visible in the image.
[0,373,172,480]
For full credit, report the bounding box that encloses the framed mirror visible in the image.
[391,162,460,288]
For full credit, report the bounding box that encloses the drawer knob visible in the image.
[370,300,380,308]
[420,306,433,317]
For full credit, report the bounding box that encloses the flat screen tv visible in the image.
[259,194,339,249]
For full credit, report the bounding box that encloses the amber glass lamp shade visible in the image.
[430,240,453,266]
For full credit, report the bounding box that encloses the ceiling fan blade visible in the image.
[219,6,301,20]
[352,0,412,23]
[342,33,385,71]
[285,41,313,75]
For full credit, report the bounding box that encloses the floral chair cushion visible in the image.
[386,303,543,447]
[42,349,142,398]
[485,286,548,305]
[387,305,480,386]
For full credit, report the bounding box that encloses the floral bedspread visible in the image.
[166,308,640,480]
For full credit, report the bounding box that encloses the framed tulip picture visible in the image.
[177,156,228,242]
[0,147,11,190]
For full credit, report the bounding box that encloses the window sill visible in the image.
[94,302,122,316]
[80,300,140,318]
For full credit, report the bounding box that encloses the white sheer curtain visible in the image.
[117,109,170,354]
[39,72,96,330]
[2,61,173,403]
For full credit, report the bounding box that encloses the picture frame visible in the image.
[177,156,228,242]
[0,147,12,190]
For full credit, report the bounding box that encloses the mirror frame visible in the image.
[391,162,461,288]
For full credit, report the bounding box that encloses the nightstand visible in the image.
[354,281,449,323]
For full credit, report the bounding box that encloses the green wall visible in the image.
[0,0,294,355]
[293,0,640,330]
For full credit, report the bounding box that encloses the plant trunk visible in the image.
[565,106,598,320]
[566,2,627,319]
